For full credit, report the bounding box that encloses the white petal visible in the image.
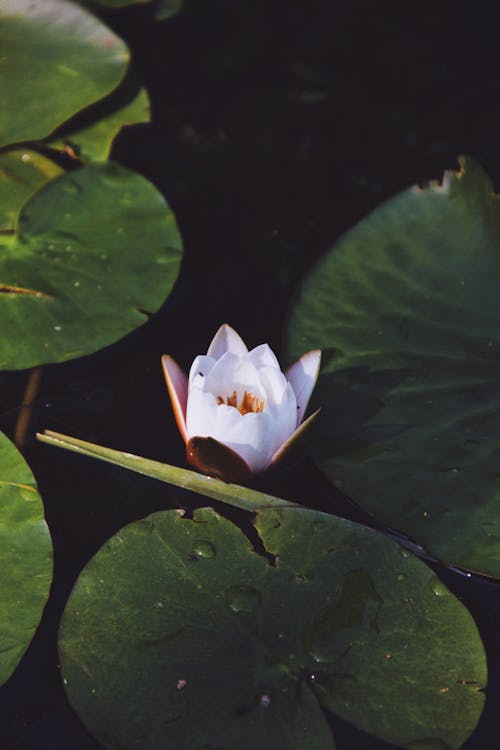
[204,351,240,397]
[161,355,189,443]
[247,343,280,369]
[266,382,297,453]
[205,352,265,404]
[215,410,275,473]
[257,365,287,405]
[207,324,248,359]
[186,389,218,439]
[188,354,216,389]
[233,359,266,401]
[285,350,321,426]
[214,402,244,437]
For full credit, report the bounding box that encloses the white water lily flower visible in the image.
[162,324,320,482]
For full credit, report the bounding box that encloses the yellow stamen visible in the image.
[217,390,264,415]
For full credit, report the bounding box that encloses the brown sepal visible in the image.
[186,436,253,484]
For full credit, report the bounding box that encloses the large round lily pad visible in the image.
[0,161,182,370]
[59,505,486,750]
[0,431,53,686]
[0,0,129,149]
[286,157,500,577]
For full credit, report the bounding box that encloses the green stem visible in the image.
[36,430,298,513]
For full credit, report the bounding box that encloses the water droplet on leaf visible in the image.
[430,578,449,597]
[225,585,262,613]
[193,541,216,559]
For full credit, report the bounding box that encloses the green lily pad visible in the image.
[286,157,500,577]
[0,149,63,233]
[0,161,182,370]
[0,0,129,149]
[48,80,150,163]
[59,505,486,750]
[0,431,53,686]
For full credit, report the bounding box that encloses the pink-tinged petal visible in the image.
[161,355,188,443]
[186,436,252,483]
[270,408,321,469]
[207,323,248,358]
[285,349,321,426]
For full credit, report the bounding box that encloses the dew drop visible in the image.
[225,585,262,613]
[398,548,410,558]
[307,644,330,664]
[430,577,449,598]
[53,325,61,331]
[193,541,216,559]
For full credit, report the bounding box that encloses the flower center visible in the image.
[217,390,264,415]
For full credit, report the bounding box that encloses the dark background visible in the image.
[1,1,500,747]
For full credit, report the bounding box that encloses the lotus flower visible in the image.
[162,324,320,482]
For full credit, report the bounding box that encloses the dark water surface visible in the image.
[1,2,500,748]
